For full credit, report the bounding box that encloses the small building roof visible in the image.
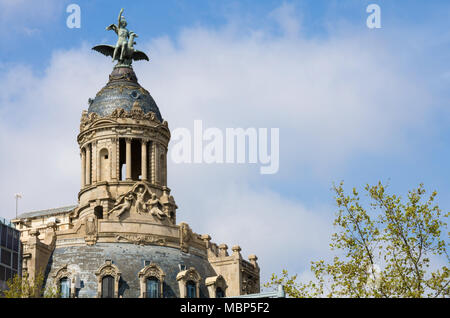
[17,205,77,219]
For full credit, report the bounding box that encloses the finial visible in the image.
[92,8,149,68]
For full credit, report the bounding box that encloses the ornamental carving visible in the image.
[85,215,98,246]
[53,264,72,282]
[107,182,169,221]
[109,106,156,121]
[179,222,192,253]
[115,234,166,246]
[80,112,99,131]
[95,260,121,298]
[176,267,201,298]
[138,263,166,298]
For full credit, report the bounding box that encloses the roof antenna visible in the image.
[14,193,22,218]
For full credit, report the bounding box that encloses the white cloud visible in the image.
[0,0,64,36]
[0,5,440,285]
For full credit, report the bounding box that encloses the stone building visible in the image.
[0,218,21,293]
[11,41,260,298]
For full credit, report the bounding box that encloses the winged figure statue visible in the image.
[92,8,149,67]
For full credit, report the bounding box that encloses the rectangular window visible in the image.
[143,260,151,267]
[12,252,18,270]
[5,267,11,281]
[102,276,115,298]
[0,225,6,246]
[6,228,13,250]
[1,249,11,266]
[12,231,19,252]
[0,265,5,281]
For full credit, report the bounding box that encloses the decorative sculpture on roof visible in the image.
[92,8,149,67]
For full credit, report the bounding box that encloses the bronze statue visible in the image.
[92,8,149,67]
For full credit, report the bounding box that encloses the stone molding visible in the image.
[95,260,122,298]
[205,275,228,298]
[176,267,201,298]
[138,263,165,298]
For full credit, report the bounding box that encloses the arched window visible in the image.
[59,277,71,298]
[99,148,109,181]
[95,260,121,298]
[138,263,165,298]
[53,265,73,298]
[94,206,103,219]
[216,287,225,298]
[186,281,197,298]
[145,277,159,298]
[176,267,201,298]
[102,275,115,298]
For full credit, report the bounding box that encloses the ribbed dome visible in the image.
[88,67,163,122]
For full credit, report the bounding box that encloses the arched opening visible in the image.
[118,138,143,181]
[99,148,109,181]
[102,275,115,298]
[145,277,159,298]
[131,139,142,180]
[59,277,71,298]
[119,138,126,181]
[186,280,196,298]
[94,206,103,219]
[216,287,225,298]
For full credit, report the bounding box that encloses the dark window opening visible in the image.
[102,275,115,298]
[216,287,225,298]
[145,277,159,298]
[1,249,11,266]
[186,281,196,298]
[131,139,142,181]
[94,206,103,219]
[119,138,126,181]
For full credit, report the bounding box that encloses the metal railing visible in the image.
[228,285,286,298]
[0,217,14,228]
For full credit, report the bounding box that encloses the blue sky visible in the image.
[0,0,449,285]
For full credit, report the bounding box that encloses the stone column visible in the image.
[97,145,102,182]
[151,141,156,184]
[141,139,148,181]
[126,138,132,180]
[91,142,97,183]
[154,143,160,184]
[81,148,86,187]
[111,138,117,180]
[85,144,91,185]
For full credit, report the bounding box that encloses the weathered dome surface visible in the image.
[45,243,216,298]
[88,67,163,122]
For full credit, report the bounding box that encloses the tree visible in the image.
[2,271,60,298]
[265,182,449,298]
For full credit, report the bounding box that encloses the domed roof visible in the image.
[88,67,163,122]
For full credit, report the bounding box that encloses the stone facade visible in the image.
[11,65,260,298]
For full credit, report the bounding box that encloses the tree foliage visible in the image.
[2,271,60,298]
[265,182,449,298]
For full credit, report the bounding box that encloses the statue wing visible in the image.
[92,45,115,58]
[106,24,118,34]
[132,50,150,61]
